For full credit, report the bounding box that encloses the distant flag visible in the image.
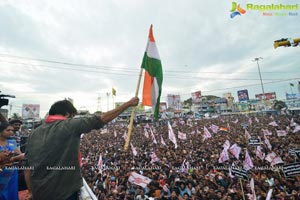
[141,24,163,119]
[128,172,152,188]
[262,129,272,136]
[114,130,117,138]
[97,154,103,169]
[144,128,149,138]
[218,148,229,163]
[150,152,160,163]
[265,152,284,166]
[245,129,251,140]
[229,143,241,160]
[268,121,278,127]
[123,131,128,141]
[290,118,297,127]
[168,121,178,148]
[266,189,273,200]
[112,88,116,96]
[233,119,238,124]
[160,135,167,146]
[248,118,252,125]
[243,150,254,171]
[223,140,231,150]
[276,130,288,137]
[250,178,257,200]
[293,125,300,133]
[264,134,272,151]
[150,128,158,144]
[162,184,170,193]
[220,127,229,132]
[210,124,219,133]
[256,146,265,160]
[178,131,187,140]
[255,117,259,123]
[130,143,138,156]
[203,126,212,140]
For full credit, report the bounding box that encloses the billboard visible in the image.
[159,102,167,112]
[255,92,277,100]
[286,93,300,100]
[237,89,249,102]
[191,91,201,104]
[22,104,40,119]
[167,94,181,110]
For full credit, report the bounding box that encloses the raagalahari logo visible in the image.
[230,2,299,18]
[230,2,246,18]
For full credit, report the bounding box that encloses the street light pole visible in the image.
[253,57,265,100]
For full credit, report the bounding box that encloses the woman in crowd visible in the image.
[0,122,24,200]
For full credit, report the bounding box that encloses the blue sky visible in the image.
[0,0,299,117]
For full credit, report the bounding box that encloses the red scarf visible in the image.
[45,115,67,123]
[44,115,82,167]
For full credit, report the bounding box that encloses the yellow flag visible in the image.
[112,88,116,96]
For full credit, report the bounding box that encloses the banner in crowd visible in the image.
[255,92,276,100]
[128,172,152,188]
[159,102,167,112]
[286,93,300,100]
[191,91,201,104]
[237,89,249,102]
[22,104,40,119]
[283,162,300,177]
[167,94,181,110]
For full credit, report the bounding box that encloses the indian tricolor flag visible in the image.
[142,24,163,119]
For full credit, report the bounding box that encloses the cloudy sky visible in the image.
[0,0,299,117]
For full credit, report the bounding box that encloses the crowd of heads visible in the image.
[79,112,300,199]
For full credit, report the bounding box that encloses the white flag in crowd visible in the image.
[293,125,300,133]
[130,143,137,156]
[264,134,272,151]
[203,126,212,140]
[229,143,241,160]
[210,124,219,134]
[245,129,251,140]
[128,172,152,188]
[160,135,167,146]
[168,121,178,148]
[223,140,231,150]
[150,152,160,163]
[144,128,149,138]
[262,129,272,136]
[255,117,259,123]
[178,131,187,140]
[290,118,297,127]
[243,150,254,171]
[268,121,278,127]
[114,130,117,138]
[123,131,127,141]
[276,130,288,137]
[250,178,257,200]
[233,119,238,124]
[150,128,157,144]
[265,152,284,166]
[256,146,265,160]
[266,189,273,200]
[249,118,252,125]
[97,154,103,169]
[218,148,229,163]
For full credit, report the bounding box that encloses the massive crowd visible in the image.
[1,111,300,199]
[79,113,300,199]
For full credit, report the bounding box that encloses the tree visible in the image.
[273,100,287,111]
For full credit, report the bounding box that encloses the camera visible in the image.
[0,91,15,108]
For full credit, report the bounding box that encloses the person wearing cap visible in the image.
[25,97,139,200]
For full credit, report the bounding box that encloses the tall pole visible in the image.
[106,92,110,111]
[253,57,265,100]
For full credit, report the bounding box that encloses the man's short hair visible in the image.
[49,100,77,116]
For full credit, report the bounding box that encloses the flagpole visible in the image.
[239,179,246,200]
[124,68,143,151]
